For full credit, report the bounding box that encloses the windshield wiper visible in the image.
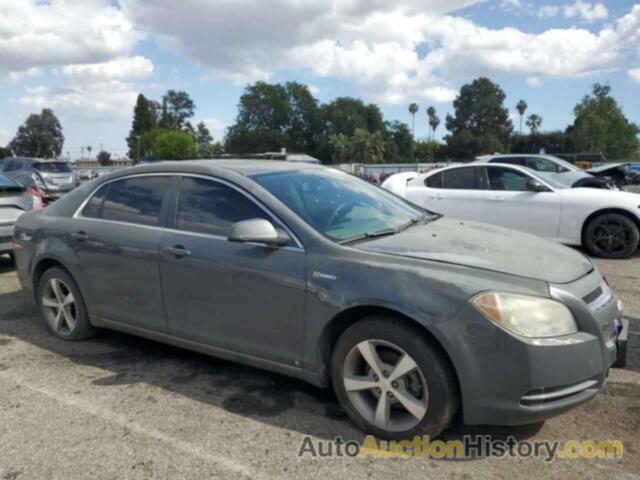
[339,228,397,245]
[394,214,427,233]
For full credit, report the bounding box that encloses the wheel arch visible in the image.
[581,207,640,245]
[318,305,462,402]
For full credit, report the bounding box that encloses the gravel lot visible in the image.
[0,252,638,479]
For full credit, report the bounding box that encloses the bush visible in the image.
[146,129,196,160]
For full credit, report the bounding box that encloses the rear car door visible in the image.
[159,175,306,366]
[72,175,172,331]
[421,167,485,219]
[482,166,561,238]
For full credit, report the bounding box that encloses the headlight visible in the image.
[471,292,578,338]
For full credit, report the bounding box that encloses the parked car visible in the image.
[382,163,640,259]
[0,157,78,202]
[0,174,43,259]
[14,161,626,439]
[474,154,613,189]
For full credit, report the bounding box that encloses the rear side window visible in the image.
[441,168,480,190]
[81,185,108,218]
[100,176,170,226]
[34,162,72,173]
[425,172,443,188]
[176,177,269,236]
[487,167,531,191]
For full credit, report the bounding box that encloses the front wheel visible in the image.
[584,213,640,259]
[331,316,458,440]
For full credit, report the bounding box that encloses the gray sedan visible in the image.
[0,174,43,258]
[13,160,625,439]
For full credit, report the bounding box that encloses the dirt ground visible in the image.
[0,253,638,480]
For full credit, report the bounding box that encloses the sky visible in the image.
[0,0,638,160]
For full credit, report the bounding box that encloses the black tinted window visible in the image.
[101,176,170,226]
[425,172,443,188]
[176,177,269,236]
[441,168,480,190]
[81,185,108,218]
[3,160,22,172]
[487,167,531,191]
[492,157,525,166]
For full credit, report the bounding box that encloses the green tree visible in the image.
[146,129,196,160]
[329,128,386,164]
[285,81,322,154]
[408,103,419,137]
[194,121,213,145]
[96,150,112,166]
[159,90,195,130]
[444,77,513,158]
[427,106,440,140]
[526,114,543,134]
[415,139,442,162]
[197,142,225,158]
[516,100,528,134]
[9,109,64,158]
[510,131,574,155]
[126,94,157,160]
[569,83,639,159]
[384,121,414,162]
[0,146,11,158]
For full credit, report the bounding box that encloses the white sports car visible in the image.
[381,163,640,259]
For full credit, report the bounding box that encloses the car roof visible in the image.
[107,159,324,178]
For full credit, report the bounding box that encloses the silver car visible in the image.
[0,157,78,202]
[0,174,43,258]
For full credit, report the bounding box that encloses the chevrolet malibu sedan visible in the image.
[14,161,625,439]
[382,163,640,259]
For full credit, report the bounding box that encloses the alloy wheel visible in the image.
[590,218,633,256]
[41,278,77,335]
[342,339,429,432]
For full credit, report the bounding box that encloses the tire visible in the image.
[37,267,96,341]
[584,213,640,259]
[331,315,459,440]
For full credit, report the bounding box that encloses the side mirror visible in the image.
[526,178,549,192]
[228,219,289,246]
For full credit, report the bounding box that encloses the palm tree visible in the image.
[526,114,543,134]
[516,100,528,134]
[87,145,93,158]
[408,103,419,137]
[427,107,440,140]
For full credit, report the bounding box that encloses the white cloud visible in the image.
[120,1,640,105]
[563,1,608,22]
[62,56,154,82]
[306,84,321,95]
[0,0,141,77]
[4,67,43,83]
[526,77,543,88]
[538,5,560,18]
[629,68,640,83]
[501,0,522,10]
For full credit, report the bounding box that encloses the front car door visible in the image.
[419,167,485,220]
[158,175,306,366]
[72,174,172,331]
[482,166,561,239]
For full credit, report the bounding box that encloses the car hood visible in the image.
[356,217,593,284]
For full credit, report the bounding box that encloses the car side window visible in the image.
[492,157,525,166]
[487,167,532,191]
[81,184,109,218]
[425,172,443,188]
[441,168,480,190]
[3,160,22,172]
[100,176,170,226]
[175,177,270,237]
[526,158,561,173]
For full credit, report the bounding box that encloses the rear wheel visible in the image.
[37,267,95,341]
[584,213,639,259]
[331,316,458,440]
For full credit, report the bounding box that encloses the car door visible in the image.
[420,167,485,220]
[482,166,561,238]
[72,174,172,331]
[158,175,306,366]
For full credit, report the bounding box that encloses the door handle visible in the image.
[429,195,445,200]
[162,246,191,258]
[70,231,89,242]
[488,196,504,201]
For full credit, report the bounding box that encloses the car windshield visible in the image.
[34,162,72,173]
[251,168,427,242]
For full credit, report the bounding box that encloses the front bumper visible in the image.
[445,270,620,426]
